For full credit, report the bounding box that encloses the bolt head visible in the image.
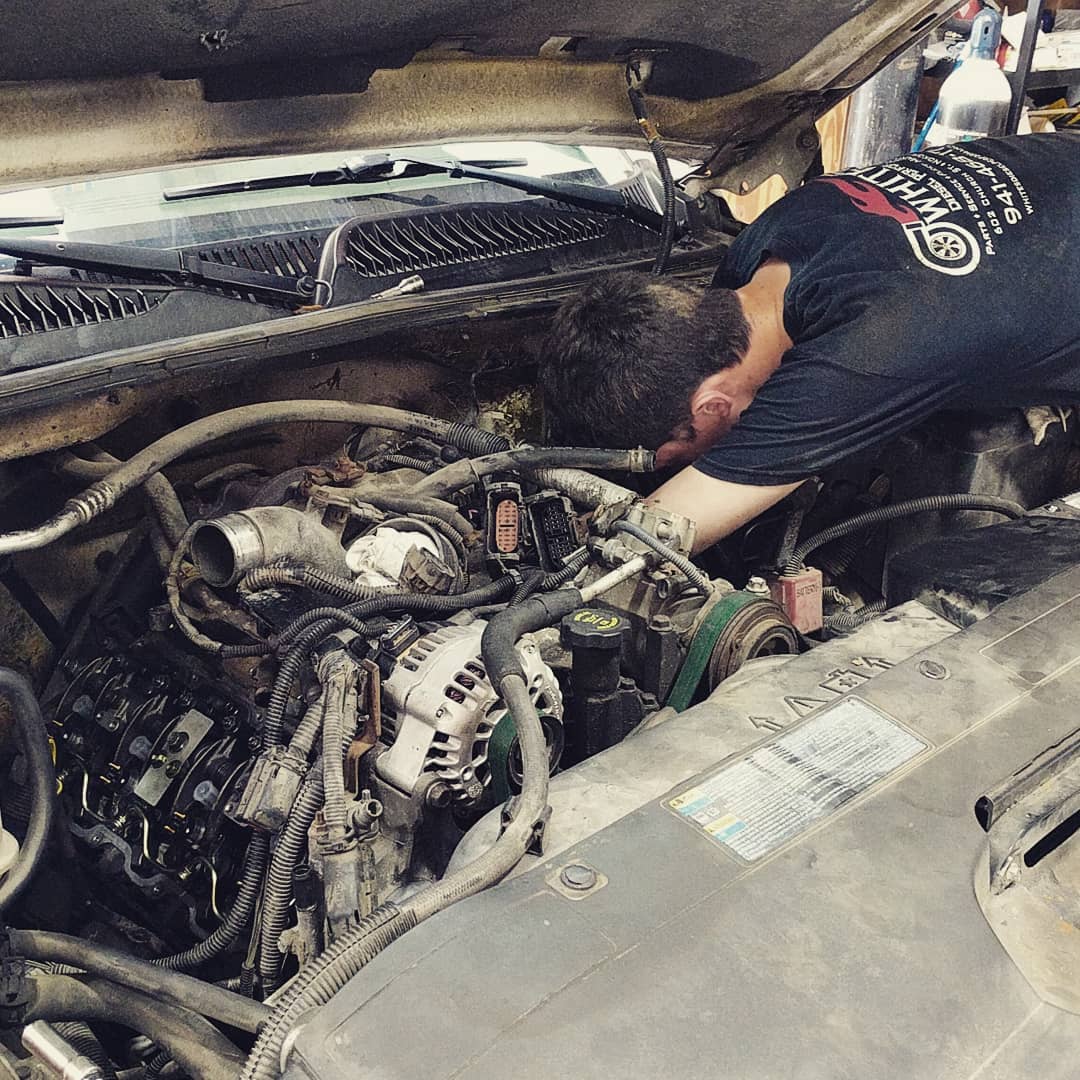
[560,863,598,891]
[746,575,770,596]
[426,782,453,809]
[917,659,949,681]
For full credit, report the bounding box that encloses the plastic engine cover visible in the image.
[285,570,1080,1080]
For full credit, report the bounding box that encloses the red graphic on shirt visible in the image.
[815,173,981,277]
[818,177,920,226]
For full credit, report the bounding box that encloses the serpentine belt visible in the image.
[664,590,765,713]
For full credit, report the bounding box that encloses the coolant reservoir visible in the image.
[0,807,19,880]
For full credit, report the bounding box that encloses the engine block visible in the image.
[48,644,260,941]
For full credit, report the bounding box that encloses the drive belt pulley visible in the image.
[666,591,798,712]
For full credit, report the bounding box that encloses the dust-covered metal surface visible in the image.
[287,567,1080,1080]
[449,601,957,871]
[0,1,948,186]
[975,722,1080,1016]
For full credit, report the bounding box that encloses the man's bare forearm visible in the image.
[646,466,802,554]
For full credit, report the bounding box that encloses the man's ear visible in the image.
[688,375,735,422]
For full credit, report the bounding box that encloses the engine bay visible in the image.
[0,375,1078,1079]
[37,419,754,964]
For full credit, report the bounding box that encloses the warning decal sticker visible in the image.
[666,697,928,862]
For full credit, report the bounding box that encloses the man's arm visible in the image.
[646,466,802,554]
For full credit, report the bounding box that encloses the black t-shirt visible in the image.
[696,132,1080,485]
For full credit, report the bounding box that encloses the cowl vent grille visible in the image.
[344,206,609,278]
[0,282,164,339]
[196,234,325,279]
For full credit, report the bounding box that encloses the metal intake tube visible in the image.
[190,507,349,587]
[21,1022,104,1080]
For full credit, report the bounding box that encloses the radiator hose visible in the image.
[23,976,244,1080]
[239,588,583,1080]
[8,931,268,1033]
[785,493,1026,575]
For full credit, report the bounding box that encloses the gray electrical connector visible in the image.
[230,747,309,831]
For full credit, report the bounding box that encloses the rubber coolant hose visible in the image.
[9,930,269,1033]
[240,589,584,1080]
[785,493,1027,574]
[52,449,189,547]
[0,402,505,556]
[24,976,244,1080]
[528,468,639,513]
[0,668,56,914]
[412,447,654,499]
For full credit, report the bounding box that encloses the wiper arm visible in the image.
[400,155,664,232]
[162,155,530,202]
[164,153,665,231]
[0,216,63,229]
[0,237,316,304]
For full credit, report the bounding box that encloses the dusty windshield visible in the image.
[0,141,654,255]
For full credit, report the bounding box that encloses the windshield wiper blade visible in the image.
[0,237,316,304]
[162,155,530,202]
[0,216,63,229]
[163,153,666,231]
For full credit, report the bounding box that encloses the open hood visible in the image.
[1,0,951,190]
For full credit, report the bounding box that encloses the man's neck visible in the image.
[733,259,793,391]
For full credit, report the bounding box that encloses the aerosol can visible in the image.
[926,10,1012,145]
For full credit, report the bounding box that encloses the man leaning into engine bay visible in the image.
[539,131,1080,553]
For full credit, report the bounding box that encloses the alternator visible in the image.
[377,620,562,803]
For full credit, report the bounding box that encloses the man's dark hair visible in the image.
[538,270,751,449]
